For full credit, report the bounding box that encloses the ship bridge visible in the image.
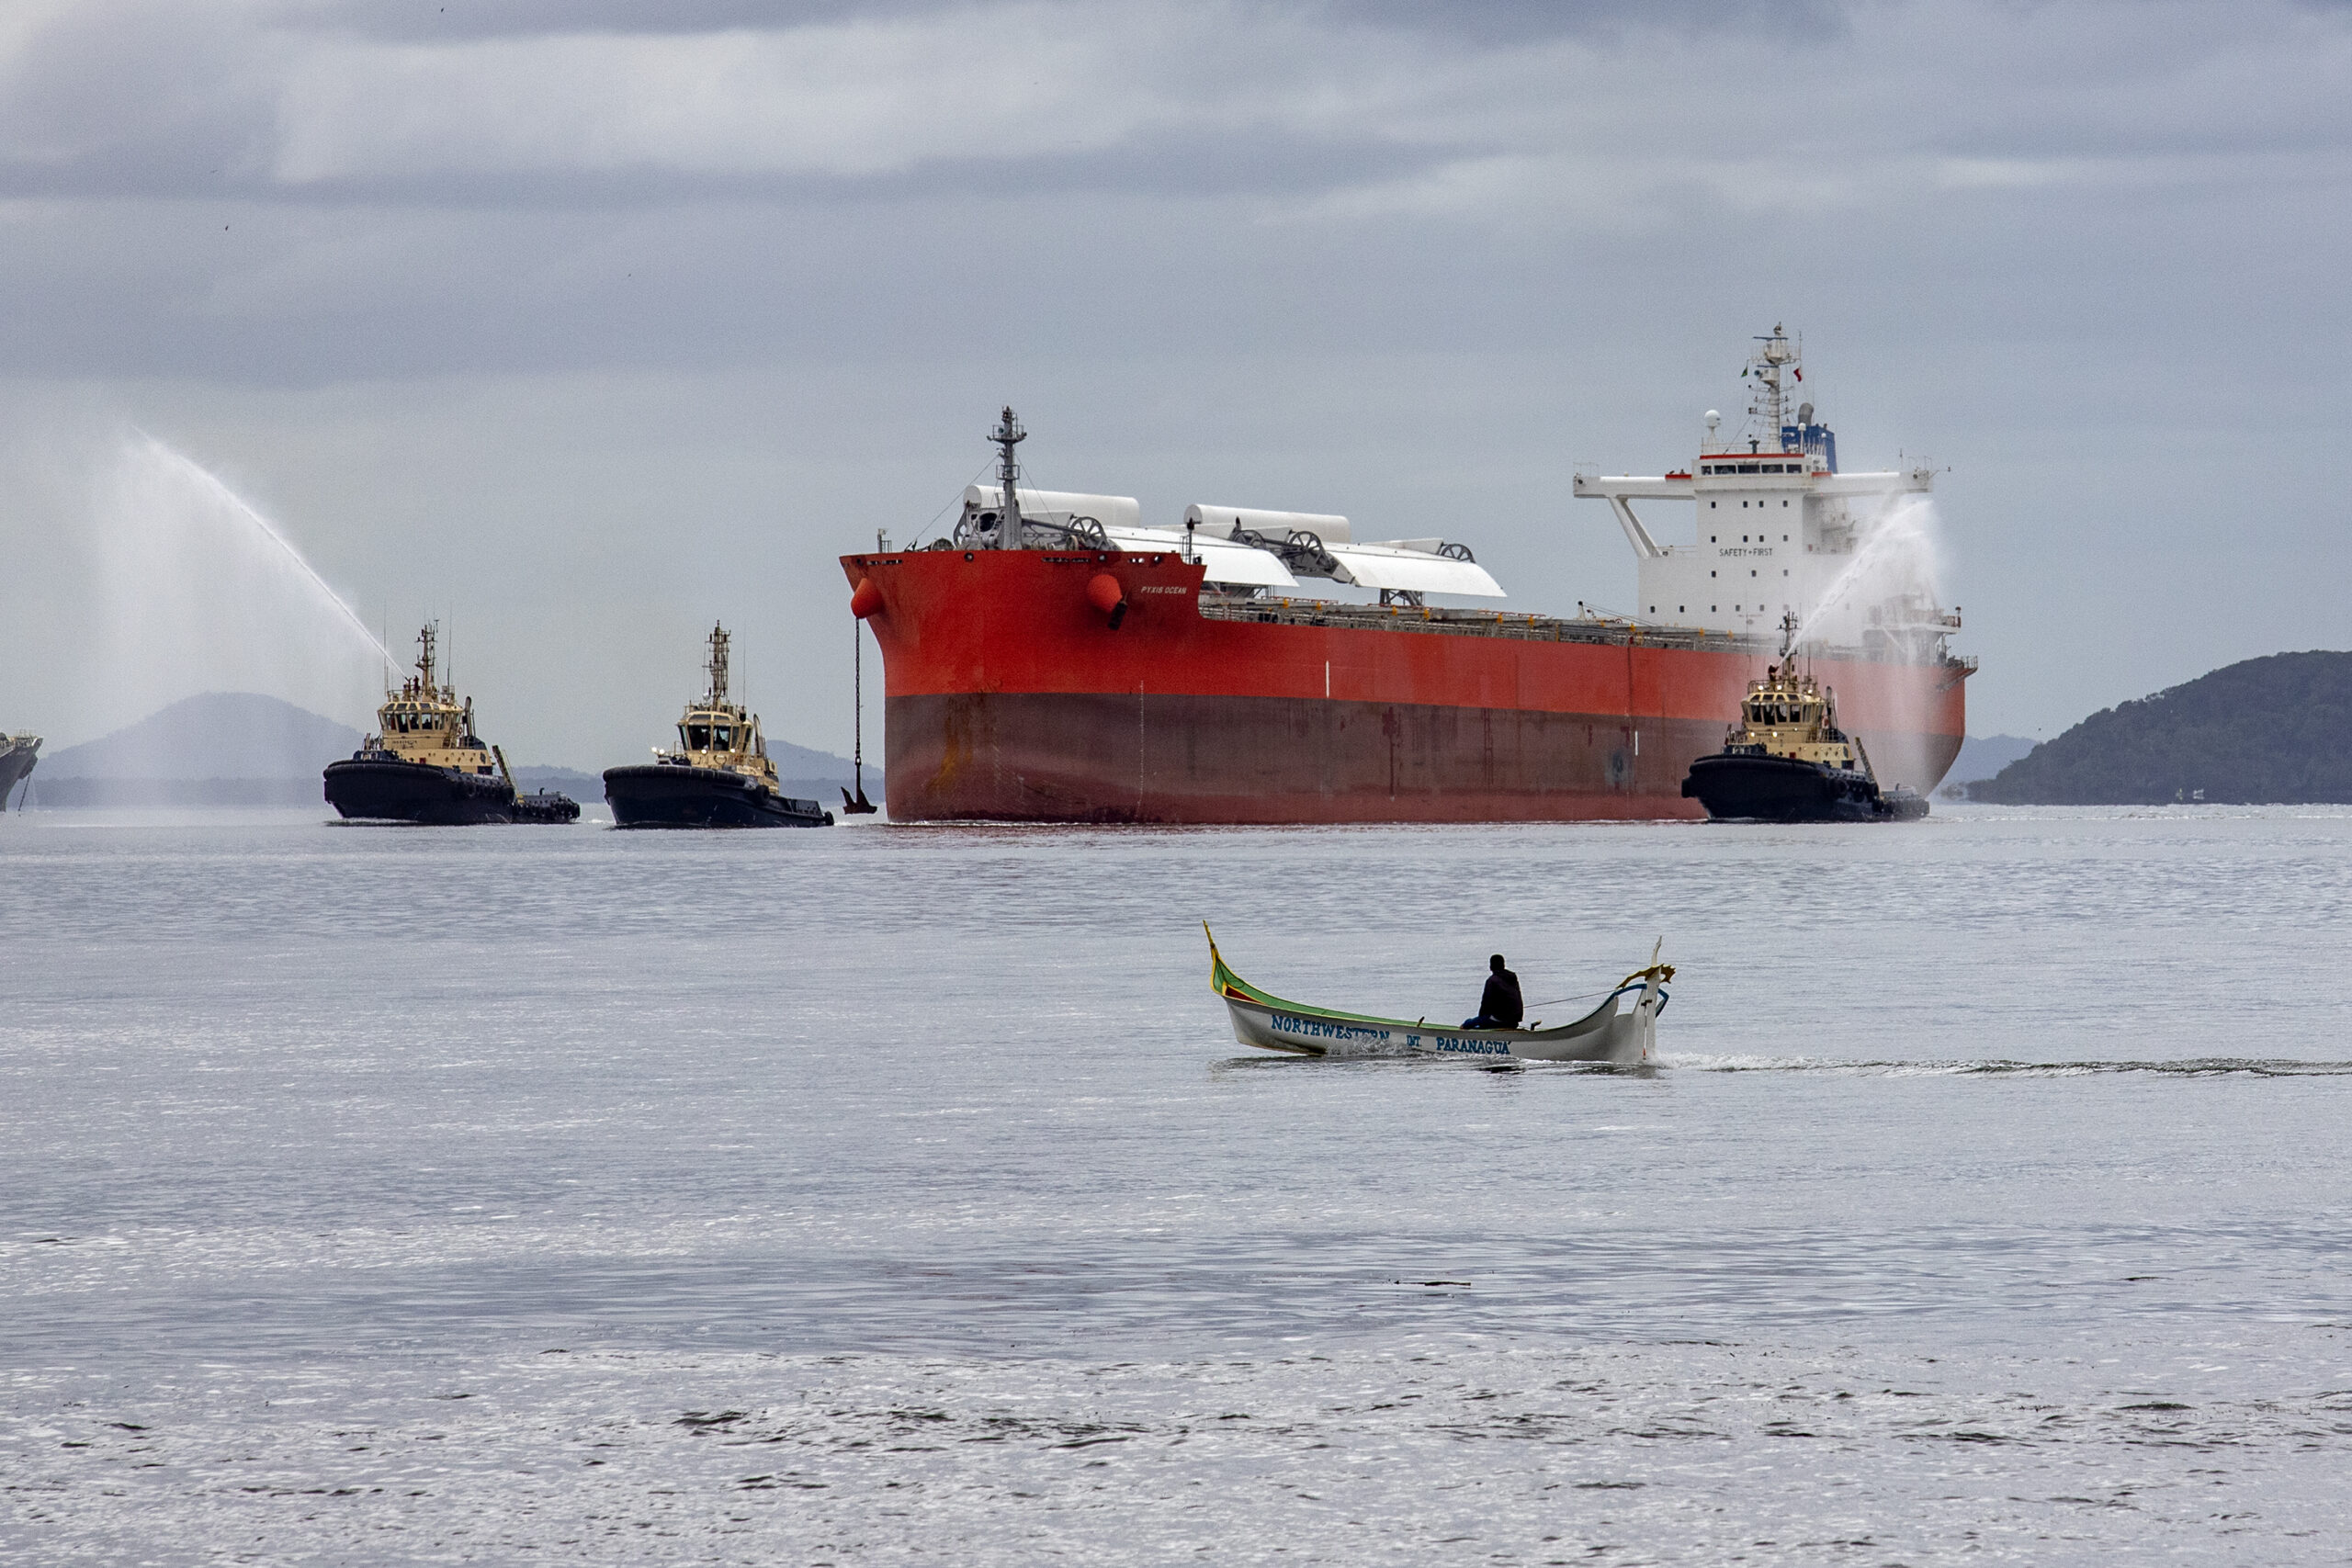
[1572,325,1953,660]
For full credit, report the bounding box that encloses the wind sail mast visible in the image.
[991,406,1026,549]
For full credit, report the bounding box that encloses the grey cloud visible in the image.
[0,3,282,195]
[292,0,1848,45]
[0,0,2347,752]
[1298,0,1853,44]
[295,0,1000,43]
[7,1,2338,211]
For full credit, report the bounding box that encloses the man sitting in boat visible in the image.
[1464,954,1524,1031]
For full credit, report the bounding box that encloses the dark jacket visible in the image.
[1478,968,1523,1028]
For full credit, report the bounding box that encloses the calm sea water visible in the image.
[4,806,2349,1564]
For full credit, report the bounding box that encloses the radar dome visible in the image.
[1703,410,1720,429]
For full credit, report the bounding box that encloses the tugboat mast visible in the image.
[416,621,438,696]
[707,623,730,705]
[991,405,1025,550]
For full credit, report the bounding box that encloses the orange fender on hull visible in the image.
[1087,572,1128,630]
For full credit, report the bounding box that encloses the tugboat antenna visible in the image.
[991,405,1026,550]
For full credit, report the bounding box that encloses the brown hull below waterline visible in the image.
[883,691,1962,824]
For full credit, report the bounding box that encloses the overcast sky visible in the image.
[5,0,2348,763]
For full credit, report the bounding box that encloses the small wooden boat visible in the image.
[1205,925,1672,1063]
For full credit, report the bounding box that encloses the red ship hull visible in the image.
[842,549,1966,823]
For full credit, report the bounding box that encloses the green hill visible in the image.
[1973,650,2352,804]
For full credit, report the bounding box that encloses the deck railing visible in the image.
[1193,593,1971,669]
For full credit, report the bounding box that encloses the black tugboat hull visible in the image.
[325,757,514,823]
[323,758,580,825]
[1681,752,1922,823]
[603,764,834,829]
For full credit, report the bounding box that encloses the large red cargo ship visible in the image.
[842,331,1972,823]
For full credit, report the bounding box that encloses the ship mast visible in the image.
[707,623,730,707]
[417,622,437,697]
[991,405,1025,550]
[1747,324,1798,452]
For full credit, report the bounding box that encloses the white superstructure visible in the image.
[1573,326,1959,660]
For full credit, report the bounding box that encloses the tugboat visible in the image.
[1681,615,1929,823]
[602,624,834,829]
[0,732,38,810]
[323,625,580,824]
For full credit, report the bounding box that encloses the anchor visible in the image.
[842,615,878,815]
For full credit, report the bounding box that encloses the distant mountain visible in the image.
[546,739,858,788]
[763,738,858,784]
[31,691,863,804]
[40,693,363,780]
[511,766,602,795]
[1972,651,2352,804]
[1946,734,2038,788]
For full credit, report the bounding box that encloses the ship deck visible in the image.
[1196,592,1978,671]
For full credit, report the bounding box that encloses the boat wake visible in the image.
[1217,1051,2352,1077]
[1667,1054,2352,1077]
